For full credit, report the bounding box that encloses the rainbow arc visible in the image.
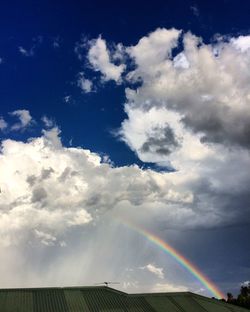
[121,220,225,299]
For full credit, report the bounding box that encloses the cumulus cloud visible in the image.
[231,35,250,52]
[1,121,247,250]
[0,117,7,130]
[112,43,126,63]
[10,109,33,131]
[88,36,126,82]
[0,124,212,289]
[120,106,250,227]
[84,29,249,234]
[124,29,250,150]
[0,128,95,247]
[84,29,250,151]
[77,72,93,93]
[127,28,181,71]
[83,28,250,232]
[140,264,165,279]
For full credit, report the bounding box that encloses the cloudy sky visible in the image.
[0,0,250,297]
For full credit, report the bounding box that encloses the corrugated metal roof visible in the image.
[0,286,248,312]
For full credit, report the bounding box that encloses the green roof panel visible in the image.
[171,294,208,312]
[0,290,33,312]
[194,296,234,312]
[127,296,155,312]
[33,289,68,312]
[145,295,182,312]
[0,286,248,312]
[64,289,90,312]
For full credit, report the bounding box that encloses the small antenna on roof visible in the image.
[95,282,120,287]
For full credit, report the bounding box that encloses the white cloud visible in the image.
[112,43,126,62]
[151,282,188,293]
[88,36,125,82]
[173,52,189,69]
[140,264,165,279]
[124,29,250,150]
[77,73,93,93]
[41,126,62,148]
[41,116,54,128]
[0,125,241,250]
[231,35,250,52]
[84,28,250,231]
[0,128,96,246]
[119,105,250,230]
[34,229,57,246]
[115,31,250,233]
[127,28,181,71]
[10,109,33,131]
[0,117,7,130]
[241,281,250,287]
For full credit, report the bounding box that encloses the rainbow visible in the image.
[122,220,225,299]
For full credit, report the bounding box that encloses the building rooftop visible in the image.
[0,286,248,312]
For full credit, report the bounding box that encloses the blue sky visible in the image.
[0,0,250,297]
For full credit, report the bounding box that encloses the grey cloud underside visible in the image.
[31,187,47,203]
[185,177,250,228]
[1,127,249,252]
[122,30,250,150]
[140,124,180,155]
[181,103,250,148]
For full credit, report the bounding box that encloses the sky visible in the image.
[0,0,250,298]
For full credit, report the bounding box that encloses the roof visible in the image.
[0,286,248,312]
